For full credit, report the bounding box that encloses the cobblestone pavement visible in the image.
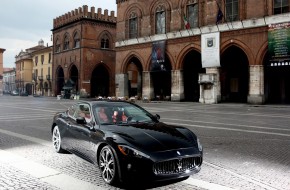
[0,96,289,189]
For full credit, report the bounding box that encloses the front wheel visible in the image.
[52,125,65,153]
[99,145,118,185]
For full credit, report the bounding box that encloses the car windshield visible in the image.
[93,102,155,125]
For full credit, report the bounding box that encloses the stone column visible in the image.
[206,67,221,102]
[115,73,128,98]
[248,65,264,104]
[171,70,184,101]
[142,71,154,100]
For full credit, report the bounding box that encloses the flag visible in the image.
[184,15,190,29]
[216,7,223,24]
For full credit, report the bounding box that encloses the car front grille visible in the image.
[153,156,202,175]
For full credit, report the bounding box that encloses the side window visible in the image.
[75,104,92,122]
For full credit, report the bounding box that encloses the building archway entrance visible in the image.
[183,50,205,101]
[220,46,249,102]
[70,65,79,92]
[126,57,143,98]
[264,52,290,104]
[150,55,172,100]
[91,65,109,98]
[56,67,64,96]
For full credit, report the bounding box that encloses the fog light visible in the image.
[127,164,132,170]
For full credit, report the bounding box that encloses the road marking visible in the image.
[165,121,290,137]
[163,118,290,132]
[0,150,103,190]
[0,128,51,147]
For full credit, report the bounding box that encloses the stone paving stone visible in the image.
[0,164,59,190]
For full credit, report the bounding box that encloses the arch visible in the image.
[98,30,113,49]
[72,30,81,48]
[63,32,70,50]
[124,5,144,39]
[256,41,268,66]
[124,55,144,98]
[55,66,65,96]
[145,50,174,71]
[149,0,172,35]
[220,45,249,102]
[221,39,254,65]
[149,53,173,100]
[176,44,201,70]
[54,35,61,53]
[121,52,145,73]
[182,49,205,101]
[69,64,79,92]
[91,64,110,97]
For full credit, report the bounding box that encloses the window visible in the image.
[274,0,289,14]
[187,2,199,28]
[48,53,51,63]
[64,35,69,50]
[129,12,138,39]
[156,6,166,34]
[41,55,44,65]
[35,56,38,66]
[55,39,61,53]
[225,0,239,22]
[101,34,109,49]
[74,33,80,48]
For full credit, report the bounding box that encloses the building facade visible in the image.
[15,40,45,94]
[31,46,53,96]
[52,5,116,98]
[0,48,5,95]
[3,68,16,93]
[115,0,290,104]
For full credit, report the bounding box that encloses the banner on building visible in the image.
[151,40,166,71]
[201,32,220,68]
[268,22,290,66]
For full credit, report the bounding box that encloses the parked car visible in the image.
[11,90,19,96]
[51,100,203,185]
[20,91,29,96]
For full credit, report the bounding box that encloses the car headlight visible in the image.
[118,145,150,159]
[197,138,203,152]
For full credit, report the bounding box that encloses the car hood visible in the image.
[106,122,197,152]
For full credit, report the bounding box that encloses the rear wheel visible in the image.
[99,145,118,185]
[52,125,65,153]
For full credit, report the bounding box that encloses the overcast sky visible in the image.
[0,0,117,68]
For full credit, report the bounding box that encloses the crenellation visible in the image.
[53,5,116,29]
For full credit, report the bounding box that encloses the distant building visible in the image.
[3,68,16,93]
[31,45,53,96]
[0,48,5,95]
[51,5,116,98]
[15,40,45,94]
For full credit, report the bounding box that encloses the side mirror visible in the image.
[155,114,160,120]
[76,117,87,124]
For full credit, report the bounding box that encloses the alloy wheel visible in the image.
[52,126,63,153]
[99,146,116,184]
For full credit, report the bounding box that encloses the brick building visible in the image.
[52,5,116,98]
[115,0,290,104]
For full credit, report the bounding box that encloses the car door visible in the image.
[69,103,96,162]
[63,104,78,152]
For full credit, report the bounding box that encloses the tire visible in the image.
[99,145,118,185]
[52,125,65,153]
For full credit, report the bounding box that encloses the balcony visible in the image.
[46,75,51,80]
[38,76,43,81]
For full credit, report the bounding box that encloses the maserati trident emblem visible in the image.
[177,159,182,172]
[177,151,181,155]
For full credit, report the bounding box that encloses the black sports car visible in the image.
[51,100,203,185]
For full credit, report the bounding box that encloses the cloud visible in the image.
[0,0,116,68]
